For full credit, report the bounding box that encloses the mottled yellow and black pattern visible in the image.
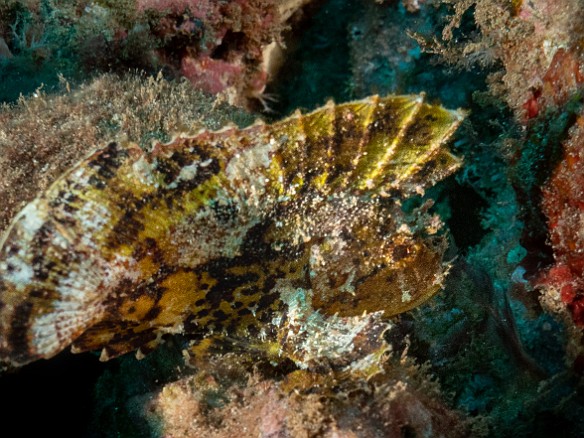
[0,94,464,368]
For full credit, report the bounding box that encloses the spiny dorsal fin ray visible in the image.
[372,100,464,192]
[396,150,463,196]
[328,95,379,190]
[351,95,424,190]
[269,110,307,196]
[300,100,336,190]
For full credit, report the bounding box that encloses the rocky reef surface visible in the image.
[1,0,584,437]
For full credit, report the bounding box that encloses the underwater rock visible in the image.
[427,0,584,119]
[0,93,463,369]
[0,0,312,106]
[138,0,312,106]
[348,0,432,98]
[105,350,476,438]
[150,369,473,438]
[522,47,584,119]
[539,109,584,363]
[0,36,12,59]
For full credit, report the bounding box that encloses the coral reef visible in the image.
[90,342,477,438]
[349,0,439,99]
[422,0,584,119]
[0,0,312,106]
[2,0,584,437]
[148,354,475,438]
[134,0,310,106]
[538,109,584,364]
[318,0,584,436]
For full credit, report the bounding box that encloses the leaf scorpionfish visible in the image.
[0,94,464,369]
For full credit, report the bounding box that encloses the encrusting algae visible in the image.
[0,93,464,371]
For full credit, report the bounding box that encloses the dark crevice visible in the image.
[0,350,109,437]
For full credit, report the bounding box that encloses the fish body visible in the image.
[0,94,464,367]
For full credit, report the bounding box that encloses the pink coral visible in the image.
[501,0,584,119]
[137,0,295,106]
[540,113,584,327]
[181,55,246,95]
[536,110,584,370]
[522,48,584,119]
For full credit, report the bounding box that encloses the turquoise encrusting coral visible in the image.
[1,0,584,437]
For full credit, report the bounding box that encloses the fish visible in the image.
[0,94,464,368]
